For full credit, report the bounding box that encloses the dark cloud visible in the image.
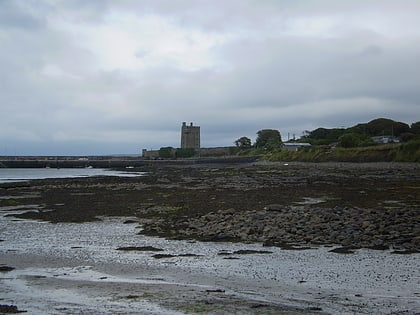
[0,0,419,155]
[0,1,46,29]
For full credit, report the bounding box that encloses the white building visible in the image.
[282,142,311,151]
[371,136,400,144]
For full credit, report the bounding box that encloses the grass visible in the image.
[262,141,420,163]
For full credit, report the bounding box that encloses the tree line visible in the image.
[235,118,420,150]
[235,129,282,150]
[300,118,420,148]
[157,118,419,159]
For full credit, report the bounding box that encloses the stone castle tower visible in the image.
[181,122,200,149]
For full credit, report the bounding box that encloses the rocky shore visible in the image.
[1,162,419,252]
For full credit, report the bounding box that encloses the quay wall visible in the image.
[0,157,257,168]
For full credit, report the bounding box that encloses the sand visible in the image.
[1,216,418,314]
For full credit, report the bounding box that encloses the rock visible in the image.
[116,246,164,252]
[206,233,236,242]
[329,247,357,254]
[9,162,417,252]
[233,249,272,255]
[0,304,26,313]
[391,249,420,254]
[152,254,176,259]
[0,266,15,272]
[123,219,138,224]
[178,253,202,257]
[263,240,312,250]
[264,204,284,211]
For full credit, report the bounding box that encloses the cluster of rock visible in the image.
[0,305,25,314]
[141,205,419,251]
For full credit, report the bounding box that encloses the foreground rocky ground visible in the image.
[1,162,419,252]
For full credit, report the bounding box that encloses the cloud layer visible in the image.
[1,0,419,155]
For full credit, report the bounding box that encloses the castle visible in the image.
[181,122,200,149]
[142,122,232,159]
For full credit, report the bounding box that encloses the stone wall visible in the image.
[142,147,235,159]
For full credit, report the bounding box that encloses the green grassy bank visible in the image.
[262,140,420,163]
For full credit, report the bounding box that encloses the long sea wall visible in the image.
[0,156,257,168]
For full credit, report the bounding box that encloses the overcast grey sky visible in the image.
[1,0,419,155]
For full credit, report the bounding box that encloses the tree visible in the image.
[255,129,282,150]
[159,147,174,159]
[400,132,416,142]
[338,133,360,148]
[307,128,346,144]
[338,133,374,148]
[411,122,420,135]
[350,118,410,137]
[175,148,195,158]
[234,136,252,148]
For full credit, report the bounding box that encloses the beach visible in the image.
[1,162,419,314]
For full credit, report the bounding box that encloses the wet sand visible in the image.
[1,162,419,314]
[1,216,419,314]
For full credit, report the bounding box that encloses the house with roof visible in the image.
[371,136,400,144]
[282,142,311,151]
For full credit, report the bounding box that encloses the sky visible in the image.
[1,0,419,156]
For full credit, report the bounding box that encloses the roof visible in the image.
[282,143,311,146]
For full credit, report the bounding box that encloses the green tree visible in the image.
[339,132,376,148]
[411,122,420,135]
[302,128,346,145]
[338,133,359,148]
[175,148,195,158]
[255,129,282,150]
[350,118,410,137]
[159,147,174,159]
[400,133,416,142]
[234,136,252,148]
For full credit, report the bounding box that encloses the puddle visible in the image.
[0,204,44,216]
[0,193,41,200]
[293,197,327,206]
[0,168,145,183]
[2,271,174,315]
[382,200,407,208]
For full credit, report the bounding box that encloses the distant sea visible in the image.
[0,168,144,183]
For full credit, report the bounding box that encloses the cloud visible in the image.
[0,0,47,29]
[0,0,419,155]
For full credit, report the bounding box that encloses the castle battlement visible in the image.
[181,122,200,149]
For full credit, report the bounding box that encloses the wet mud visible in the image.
[1,162,419,314]
[2,162,419,251]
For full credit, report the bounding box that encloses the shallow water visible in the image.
[0,168,144,183]
[0,212,419,314]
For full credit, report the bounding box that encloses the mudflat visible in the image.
[0,162,419,314]
[3,161,419,251]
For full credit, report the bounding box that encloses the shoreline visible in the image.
[1,162,419,314]
[1,161,419,250]
[1,217,419,314]
[0,156,257,169]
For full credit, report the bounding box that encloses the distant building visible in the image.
[282,142,311,152]
[141,148,159,159]
[142,122,241,159]
[371,136,400,144]
[181,122,200,149]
